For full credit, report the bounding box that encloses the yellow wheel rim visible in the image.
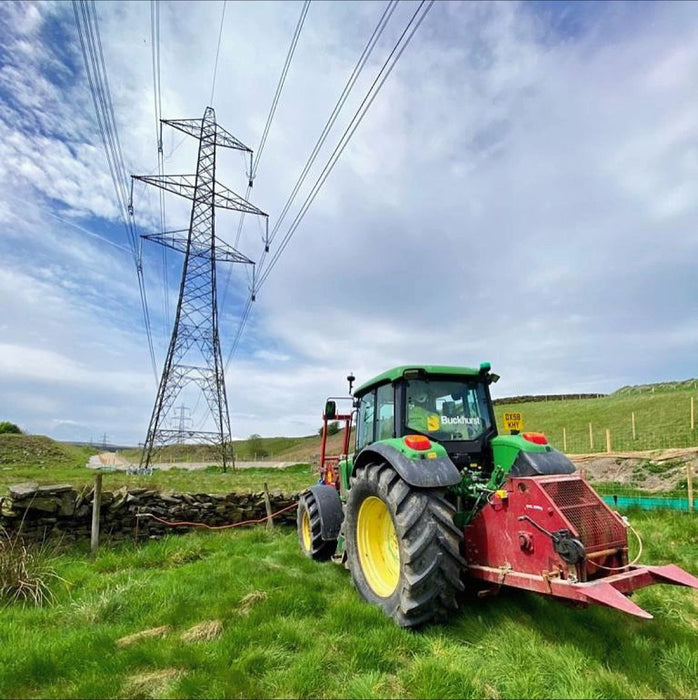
[301,507,312,552]
[357,496,400,598]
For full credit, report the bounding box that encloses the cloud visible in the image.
[1,0,696,445]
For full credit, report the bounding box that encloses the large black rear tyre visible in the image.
[297,490,337,561]
[345,461,465,627]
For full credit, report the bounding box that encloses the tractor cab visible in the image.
[353,363,499,472]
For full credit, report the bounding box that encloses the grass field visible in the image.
[118,435,320,464]
[494,381,698,453]
[0,509,696,699]
[0,459,318,496]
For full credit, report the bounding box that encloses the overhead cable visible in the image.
[226,0,434,369]
[151,0,170,345]
[220,0,312,349]
[209,0,228,106]
[73,0,159,382]
[238,0,395,290]
[224,0,400,370]
[257,0,434,292]
[231,0,311,254]
[267,0,397,251]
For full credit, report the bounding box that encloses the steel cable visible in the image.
[224,0,401,370]
[258,0,434,290]
[151,0,170,346]
[73,0,159,382]
[224,0,434,368]
[209,0,228,106]
[220,0,311,316]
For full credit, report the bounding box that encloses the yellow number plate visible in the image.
[503,411,523,432]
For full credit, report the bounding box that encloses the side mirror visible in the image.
[324,400,337,420]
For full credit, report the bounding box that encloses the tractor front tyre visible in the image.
[297,490,337,561]
[345,461,465,627]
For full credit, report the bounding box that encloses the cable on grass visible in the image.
[134,502,298,530]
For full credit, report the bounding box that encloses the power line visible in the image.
[151,0,169,346]
[224,0,311,313]
[233,0,311,250]
[210,0,228,106]
[219,0,311,362]
[252,0,311,182]
[73,0,159,383]
[224,0,399,370]
[267,0,397,250]
[224,0,434,369]
[257,0,434,291]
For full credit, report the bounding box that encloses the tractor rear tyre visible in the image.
[297,490,337,561]
[345,461,465,627]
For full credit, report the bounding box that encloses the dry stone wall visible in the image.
[0,482,300,543]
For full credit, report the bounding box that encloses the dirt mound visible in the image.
[570,447,697,492]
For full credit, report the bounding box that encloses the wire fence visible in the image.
[550,426,698,454]
[578,462,695,514]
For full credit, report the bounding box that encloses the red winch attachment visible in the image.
[464,474,698,618]
[319,396,353,490]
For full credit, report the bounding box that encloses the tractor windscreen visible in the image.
[405,379,492,441]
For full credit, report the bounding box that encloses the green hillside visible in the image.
[119,435,318,464]
[0,434,98,469]
[493,380,698,453]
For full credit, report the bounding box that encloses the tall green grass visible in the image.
[0,510,695,699]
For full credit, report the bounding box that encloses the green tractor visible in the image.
[297,364,698,627]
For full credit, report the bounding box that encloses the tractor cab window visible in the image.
[405,379,491,441]
[376,383,395,440]
[356,391,375,450]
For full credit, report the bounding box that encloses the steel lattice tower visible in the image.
[134,107,267,472]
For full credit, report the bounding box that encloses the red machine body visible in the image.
[464,474,698,618]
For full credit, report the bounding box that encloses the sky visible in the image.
[1,0,697,445]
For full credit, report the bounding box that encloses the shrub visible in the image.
[0,527,63,606]
[247,434,269,458]
[0,422,22,435]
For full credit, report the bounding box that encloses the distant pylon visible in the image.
[133,107,268,472]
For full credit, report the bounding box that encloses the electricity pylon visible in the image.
[133,106,267,472]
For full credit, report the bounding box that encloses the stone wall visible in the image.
[0,482,300,543]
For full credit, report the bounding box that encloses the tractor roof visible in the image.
[354,363,491,396]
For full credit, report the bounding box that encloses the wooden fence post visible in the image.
[631,411,636,440]
[563,427,567,453]
[263,482,274,530]
[589,422,594,451]
[91,471,102,559]
[691,396,696,430]
[687,464,694,513]
[606,429,611,454]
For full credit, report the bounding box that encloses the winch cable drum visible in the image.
[517,514,586,565]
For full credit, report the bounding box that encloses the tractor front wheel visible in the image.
[345,461,465,627]
[297,490,337,561]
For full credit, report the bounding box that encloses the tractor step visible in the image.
[467,563,698,618]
